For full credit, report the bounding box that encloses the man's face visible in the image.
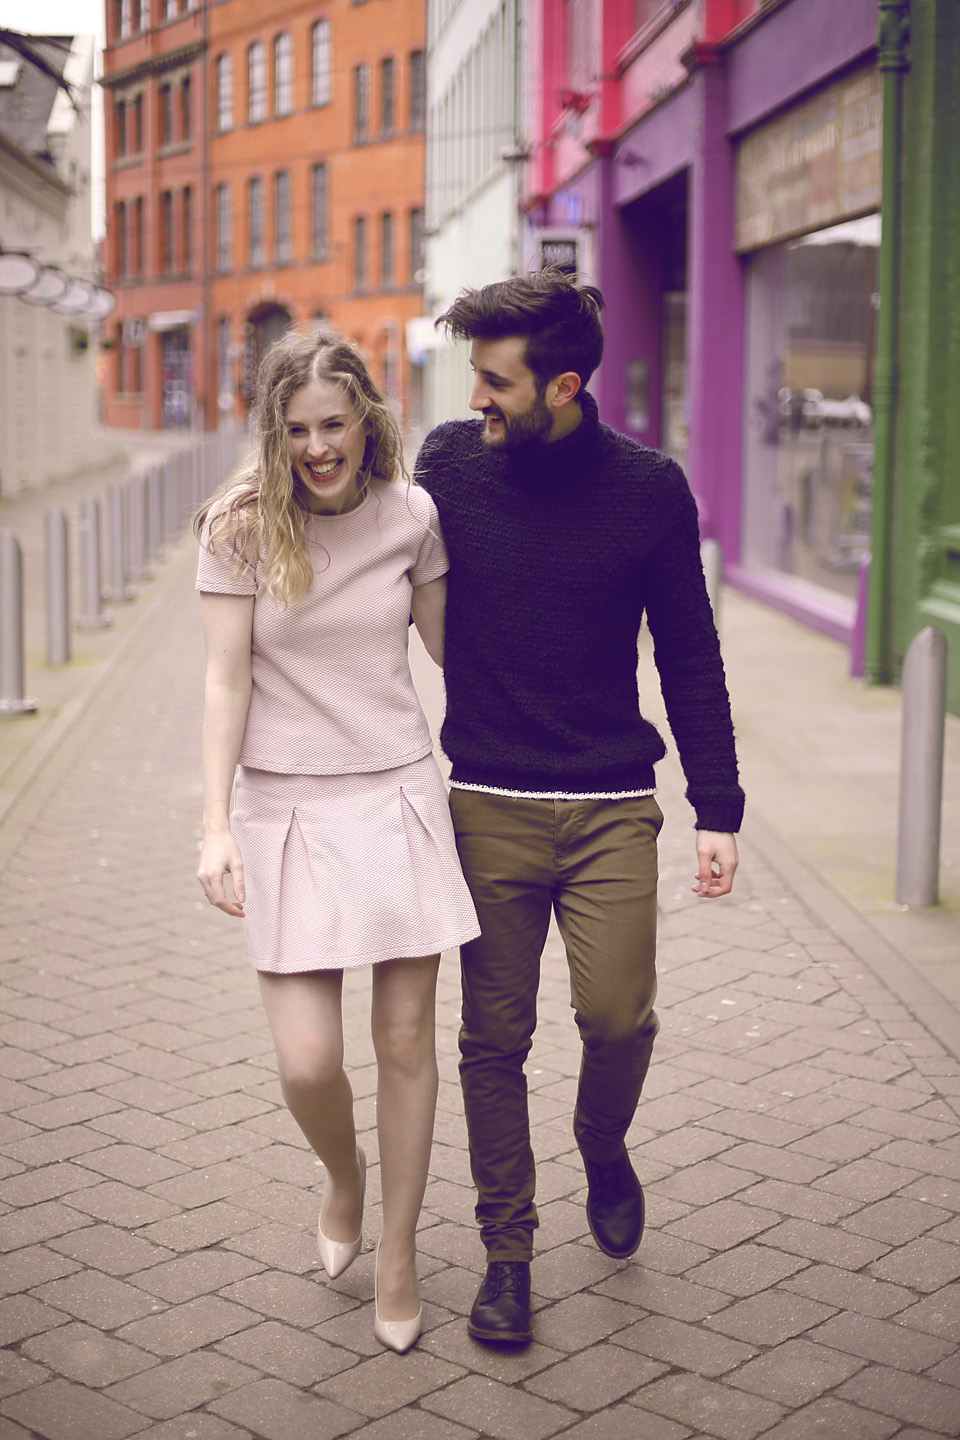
[468,336,555,448]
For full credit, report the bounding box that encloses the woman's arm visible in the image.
[197,592,255,916]
[411,575,446,666]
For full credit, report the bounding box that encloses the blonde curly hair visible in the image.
[196,328,407,606]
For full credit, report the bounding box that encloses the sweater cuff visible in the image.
[689,790,745,834]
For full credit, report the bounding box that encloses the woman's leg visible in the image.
[258,970,363,1243]
[370,953,441,1320]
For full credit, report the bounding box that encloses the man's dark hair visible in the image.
[436,268,606,390]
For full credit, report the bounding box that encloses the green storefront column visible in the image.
[890,0,960,714]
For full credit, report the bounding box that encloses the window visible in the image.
[115,98,127,157]
[138,0,150,32]
[248,176,264,267]
[248,42,267,123]
[215,54,233,132]
[274,32,293,115]
[409,49,425,130]
[353,63,371,142]
[218,317,233,405]
[182,186,192,274]
[116,0,132,40]
[134,196,144,277]
[215,183,232,271]
[274,171,292,264]
[159,83,174,146]
[409,206,424,283]
[311,163,328,259]
[161,190,174,273]
[311,19,332,106]
[181,74,191,141]
[164,0,178,19]
[564,0,593,94]
[354,215,367,292]
[380,211,394,289]
[380,56,394,136]
[115,200,127,277]
[133,93,143,152]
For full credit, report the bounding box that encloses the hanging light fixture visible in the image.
[0,252,41,295]
[51,279,95,314]
[19,266,70,305]
[82,288,118,319]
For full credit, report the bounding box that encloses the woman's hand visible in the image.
[197,826,246,917]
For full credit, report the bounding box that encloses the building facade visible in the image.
[0,34,102,495]
[421,0,524,431]
[100,0,207,430]
[100,0,427,432]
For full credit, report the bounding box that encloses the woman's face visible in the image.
[285,378,368,514]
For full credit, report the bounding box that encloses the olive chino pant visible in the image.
[449,789,664,1262]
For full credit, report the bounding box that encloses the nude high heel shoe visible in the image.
[317,1148,366,1279]
[373,1240,422,1353]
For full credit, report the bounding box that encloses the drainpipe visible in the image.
[864,0,910,683]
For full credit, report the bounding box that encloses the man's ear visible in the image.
[547,371,582,409]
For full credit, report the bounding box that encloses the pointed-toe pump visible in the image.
[317,1148,366,1280]
[373,1240,422,1353]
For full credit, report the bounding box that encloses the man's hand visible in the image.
[692,831,738,898]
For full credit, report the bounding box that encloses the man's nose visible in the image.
[468,377,488,412]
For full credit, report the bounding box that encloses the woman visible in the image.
[195,329,479,1353]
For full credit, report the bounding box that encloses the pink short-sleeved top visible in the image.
[196,479,448,776]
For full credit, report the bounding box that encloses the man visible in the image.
[415,270,744,1345]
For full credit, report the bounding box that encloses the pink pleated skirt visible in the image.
[231,754,481,972]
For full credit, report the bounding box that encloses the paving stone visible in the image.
[61,1180,180,1228]
[32,1270,162,1330]
[421,1374,577,1440]
[631,1371,785,1440]
[22,1320,157,1386]
[134,1200,262,1252]
[352,1410,479,1440]
[105,1352,259,1421]
[756,1218,890,1269]
[0,1294,70,1346]
[128,1249,266,1303]
[529,1292,638,1353]
[116,1295,260,1356]
[132,1417,253,1440]
[524,1340,660,1409]
[869,1236,960,1292]
[780,1263,914,1319]
[810,1312,954,1371]
[208,1377,363,1440]
[0,1246,80,1295]
[321,1350,465,1417]
[562,1408,694,1440]
[0,1376,149,1440]
[837,1367,960,1434]
[216,1319,357,1385]
[754,1396,899,1439]
[705,1290,835,1345]
[421,1318,564,1382]
[220,1270,356,1328]
[665,1197,780,1250]
[616,1314,753,1377]
[597,1266,733,1321]
[725,1336,866,1406]
[685,1243,809,1298]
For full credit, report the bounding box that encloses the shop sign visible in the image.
[735,66,881,252]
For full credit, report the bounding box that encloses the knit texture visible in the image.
[414,393,745,833]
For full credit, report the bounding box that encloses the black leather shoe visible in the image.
[467,1261,532,1344]
[583,1146,645,1258]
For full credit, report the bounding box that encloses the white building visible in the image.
[0,34,104,496]
[418,0,527,431]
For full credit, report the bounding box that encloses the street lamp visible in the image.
[19,266,69,305]
[0,252,41,294]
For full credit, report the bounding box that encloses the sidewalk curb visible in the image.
[743,811,960,1064]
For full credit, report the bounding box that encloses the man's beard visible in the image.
[482,393,553,449]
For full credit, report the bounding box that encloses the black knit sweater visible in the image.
[414,393,745,833]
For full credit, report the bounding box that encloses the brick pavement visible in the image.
[1,530,959,1439]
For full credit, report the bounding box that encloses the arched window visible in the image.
[248,42,267,124]
[215,54,233,132]
[274,33,293,115]
[311,19,332,106]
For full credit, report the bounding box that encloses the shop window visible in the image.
[274,32,293,115]
[311,163,328,259]
[741,214,880,601]
[311,20,332,106]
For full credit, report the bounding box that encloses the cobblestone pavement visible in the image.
[1,535,959,1440]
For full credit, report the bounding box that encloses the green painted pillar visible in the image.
[892,0,960,714]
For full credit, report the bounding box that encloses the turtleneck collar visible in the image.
[493,391,602,483]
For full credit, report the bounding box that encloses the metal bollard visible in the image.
[146,465,163,562]
[127,473,148,579]
[103,483,135,601]
[44,507,71,665]
[0,530,38,713]
[74,495,113,629]
[701,537,723,622]
[163,455,180,543]
[896,626,947,907]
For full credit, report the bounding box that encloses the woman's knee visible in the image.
[275,1039,344,1098]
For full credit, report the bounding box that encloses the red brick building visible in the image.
[100,0,426,431]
